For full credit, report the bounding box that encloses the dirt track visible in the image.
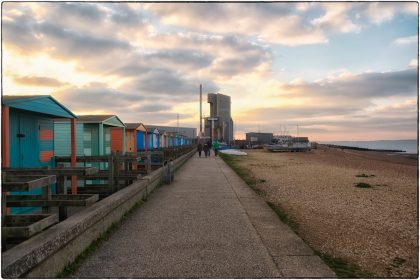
[235,147,418,277]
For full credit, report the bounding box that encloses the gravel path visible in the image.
[73,153,281,278]
[235,147,418,277]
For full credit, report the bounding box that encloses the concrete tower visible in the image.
[204,93,234,143]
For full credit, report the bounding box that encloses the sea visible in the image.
[320,139,418,154]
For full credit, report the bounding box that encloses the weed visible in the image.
[391,257,406,268]
[266,201,299,233]
[356,173,375,178]
[314,250,374,278]
[57,199,144,278]
[355,182,373,188]
[220,153,258,190]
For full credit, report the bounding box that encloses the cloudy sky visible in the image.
[2,2,418,141]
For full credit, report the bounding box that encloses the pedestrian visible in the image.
[197,141,203,157]
[206,139,212,157]
[213,139,220,157]
[203,142,209,157]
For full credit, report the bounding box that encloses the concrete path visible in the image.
[73,153,335,278]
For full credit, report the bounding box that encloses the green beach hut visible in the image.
[54,115,126,157]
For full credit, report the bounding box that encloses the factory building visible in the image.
[204,93,234,143]
[246,132,273,145]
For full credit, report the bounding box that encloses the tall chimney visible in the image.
[199,84,202,137]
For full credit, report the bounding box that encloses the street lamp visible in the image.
[208,117,218,141]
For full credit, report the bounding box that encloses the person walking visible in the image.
[213,139,220,157]
[203,142,209,157]
[206,139,212,157]
[197,141,203,157]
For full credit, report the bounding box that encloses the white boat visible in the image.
[265,137,311,152]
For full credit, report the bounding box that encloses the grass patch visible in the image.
[220,153,257,189]
[266,201,299,233]
[57,199,145,278]
[356,173,375,178]
[391,257,406,268]
[355,182,373,188]
[314,250,374,278]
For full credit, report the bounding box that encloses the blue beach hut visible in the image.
[145,126,160,150]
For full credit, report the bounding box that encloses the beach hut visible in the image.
[122,123,147,153]
[77,115,125,156]
[160,130,167,148]
[55,115,126,156]
[2,95,77,213]
[2,95,76,168]
[134,124,147,152]
[54,121,84,156]
[145,126,160,150]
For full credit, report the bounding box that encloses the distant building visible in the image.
[204,93,234,143]
[246,132,273,144]
[146,125,197,139]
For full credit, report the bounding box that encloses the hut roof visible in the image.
[125,123,141,129]
[144,125,160,133]
[77,115,126,128]
[124,123,147,131]
[2,95,76,118]
[77,115,114,122]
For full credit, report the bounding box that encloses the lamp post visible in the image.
[208,117,218,141]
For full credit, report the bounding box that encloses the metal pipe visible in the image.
[71,118,77,194]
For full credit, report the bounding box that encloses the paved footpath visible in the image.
[74,153,335,278]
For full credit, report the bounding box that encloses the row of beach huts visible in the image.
[2,95,194,169]
[1,95,195,236]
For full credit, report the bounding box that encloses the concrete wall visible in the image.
[1,149,196,278]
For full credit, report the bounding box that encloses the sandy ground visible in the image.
[234,146,418,277]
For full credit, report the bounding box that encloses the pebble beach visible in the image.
[235,146,418,277]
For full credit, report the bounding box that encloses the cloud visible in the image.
[3,3,273,82]
[280,68,418,99]
[144,49,213,70]
[13,75,68,87]
[54,84,142,113]
[393,35,418,45]
[145,2,417,46]
[409,58,418,68]
[127,111,193,125]
[238,98,417,140]
[36,21,131,58]
[311,3,361,33]
[54,2,104,22]
[236,69,417,140]
[360,2,418,24]
[2,14,42,53]
[145,3,328,45]
[123,68,219,100]
[2,9,131,60]
[138,104,171,112]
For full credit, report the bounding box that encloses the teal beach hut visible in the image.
[55,115,126,157]
[2,95,76,214]
[2,95,76,168]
